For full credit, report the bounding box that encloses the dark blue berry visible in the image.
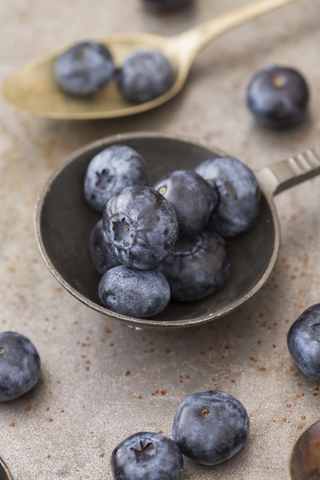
[103,185,178,270]
[159,229,230,302]
[54,41,114,96]
[287,304,320,381]
[0,332,41,401]
[172,390,250,465]
[84,145,149,212]
[117,50,175,103]
[111,431,183,480]
[153,170,217,239]
[99,266,170,318]
[142,0,192,11]
[195,157,261,238]
[246,65,309,128]
[90,219,121,275]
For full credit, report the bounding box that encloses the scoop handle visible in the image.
[174,0,298,58]
[256,145,320,196]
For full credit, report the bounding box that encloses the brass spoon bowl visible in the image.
[34,132,320,328]
[0,457,14,480]
[3,0,297,120]
[289,419,320,479]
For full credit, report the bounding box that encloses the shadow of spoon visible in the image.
[0,457,14,480]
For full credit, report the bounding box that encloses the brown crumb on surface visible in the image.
[10,423,15,427]
[161,390,167,396]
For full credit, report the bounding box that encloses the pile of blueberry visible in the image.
[84,144,261,319]
[54,41,174,103]
[110,389,250,480]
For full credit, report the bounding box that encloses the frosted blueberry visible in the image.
[117,50,175,103]
[172,390,250,465]
[103,185,178,269]
[84,145,149,212]
[195,156,261,238]
[0,332,41,401]
[54,41,114,96]
[90,219,121,275]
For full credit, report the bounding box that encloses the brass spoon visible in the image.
[0,457,14,480]
[2,0,297,120]
[289,419,320,479]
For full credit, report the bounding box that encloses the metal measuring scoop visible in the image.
[2,0,297,120]
[289,419,320,479]
[0,457,14,480]
[34,132,320,328]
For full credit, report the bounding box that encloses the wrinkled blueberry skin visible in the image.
[153,170,217,239]
[172,390,250,466]
[195,157,261,238]
[246,66,309,128]
[84,145,149,212]
[90,219,121,275]
[117,50,175,103]
[103,185,178,269]
[160,229,230,302]
[54,41,114,96]
[287,304,320,381]
[111,431,183,480]
[142,0,192,11]
[99,266,170,318]
[0,332,41,401]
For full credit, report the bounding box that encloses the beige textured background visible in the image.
[1,0,320,479]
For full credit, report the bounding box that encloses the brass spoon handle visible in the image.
[170,0,298,60]
[256,145,320,196]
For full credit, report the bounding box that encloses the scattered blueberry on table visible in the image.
[84,144,149,212]
[54,41,115,96]
[160,229,230,302]
[172,390,250,465]
[153,170,218,239]
[111,431,183,480]
[0,331,41,401]
[103,185,178,270]
[99,266,171,318]
[287,304,320,381]
[195,156,261,238]
[90,219,121,275]
[246,65,309,128]
[117,50,175,103]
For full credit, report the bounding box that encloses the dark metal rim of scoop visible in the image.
[0,457,14,480]
[34,131,320,329]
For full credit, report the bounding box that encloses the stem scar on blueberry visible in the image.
[0,348,4,355]
[272,75,286,88]
[130,441,154,462]
[158,186,166,195]
[75,50,85,59]
[202,409,211,418]
[95,242,101,252]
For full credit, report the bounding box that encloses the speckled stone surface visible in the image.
[1,0,320,479]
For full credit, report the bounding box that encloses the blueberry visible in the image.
[117,50,175,103]
[195,157,261,238]
[160,229,230,302]
[84,145,149,212]
[103,185,178,270]
[153,170,217,239]
[172,390,250,465]
[0,332,41,401]
[111,431,183,480]
[90,219,121,275]
[287,304,320,381]
[142,0,192,11]
[54,41,114,96]
[246,65,309,128]
[99,266,170,318]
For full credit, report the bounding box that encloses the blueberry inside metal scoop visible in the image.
[34,132,320,328]
[0,457,14,480]
[2,0,297,120]
[288,419,320,479]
